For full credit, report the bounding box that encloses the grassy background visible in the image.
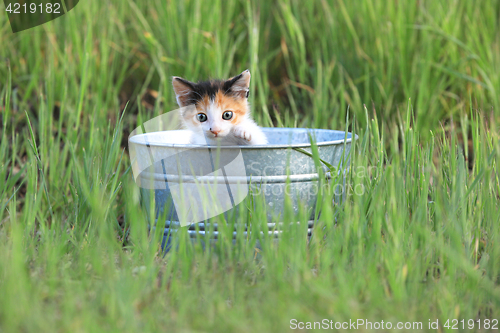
[1,0,499,331]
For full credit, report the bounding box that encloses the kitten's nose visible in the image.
[210,128,221,136]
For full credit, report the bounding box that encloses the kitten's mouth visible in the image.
[207,132,225,138]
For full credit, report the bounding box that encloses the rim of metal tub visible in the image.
[129,127,353,149]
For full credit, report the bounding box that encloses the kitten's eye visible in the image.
[197,113,207,122]
[222,111,233,120]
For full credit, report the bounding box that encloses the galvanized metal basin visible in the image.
[128,127,354,242]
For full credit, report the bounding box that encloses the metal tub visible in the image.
[128,127,353,243]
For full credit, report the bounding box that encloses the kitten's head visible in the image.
[172,70,251,140]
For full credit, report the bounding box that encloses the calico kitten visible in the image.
[172,70,268,145]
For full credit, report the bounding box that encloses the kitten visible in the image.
[172,70,268,145]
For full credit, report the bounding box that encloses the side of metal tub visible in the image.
[130,128,353,242]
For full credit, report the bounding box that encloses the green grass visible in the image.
[1,0,500,331]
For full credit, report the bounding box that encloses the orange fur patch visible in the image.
[195,95,211,112]
[214,91,247,125]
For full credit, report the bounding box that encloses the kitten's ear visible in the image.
[226,69,251,98]
[172,77,195,107]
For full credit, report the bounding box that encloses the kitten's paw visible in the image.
[233,128,252,142]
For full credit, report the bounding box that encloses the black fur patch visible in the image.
[175,75,247,106]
